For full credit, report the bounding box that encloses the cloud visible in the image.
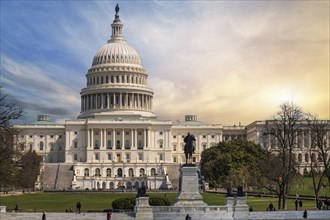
[1,1,328,125]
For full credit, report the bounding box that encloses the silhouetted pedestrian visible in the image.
[76,201,81,214]
[107,211,112,220]
[42,211,46,220]
[295,199,298,210]
[185,214,192,220]
[299,200,303,210]
[268,202,274,211]
[303,210,307,219]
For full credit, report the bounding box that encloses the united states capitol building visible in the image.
[14,8,329,191]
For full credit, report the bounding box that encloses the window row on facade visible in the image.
[87,73,147,86]
[92,53,140,66]
[81,93,152,111]
[19,142,63,152]
[82,167,157,178]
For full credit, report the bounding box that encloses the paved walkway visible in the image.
[1,210,330,220]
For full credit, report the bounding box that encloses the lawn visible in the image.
[0,192,321,212]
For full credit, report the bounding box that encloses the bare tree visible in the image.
[0,91,24,187]
[264,103,306,209]
[307,115,330,187]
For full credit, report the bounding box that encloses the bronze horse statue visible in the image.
[184,132,196,164]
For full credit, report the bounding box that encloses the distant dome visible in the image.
[91,41,143,67]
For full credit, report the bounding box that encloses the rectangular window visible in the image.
[59,135,62,139]
[159,153,163,161]
[74,131,78,135]
[95,153,99,160]
[138,153,143,160]
[116,131,120,135]
[125,131,130,135]
[173,135,176,138]
[95,131,99,135]
[159,131,163,135]
[108,153,112,160]
[126,153,130,160]
[138,140,143,149]
[58,145,62,151]
[173,157,177,163]
[211,135,215,138]
[74,142,78,148]
[138,132,142,136]
[203,135,206,138]
[173,144,176,151]
[203,144,207,151]
[159,140,163,148]
[74,154,78,161]
[193,157,196,162]
[107,131,111,135]
[29,144,33,151]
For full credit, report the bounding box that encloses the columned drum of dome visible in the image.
[79,6,155,119]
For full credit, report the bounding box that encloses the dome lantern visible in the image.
[109,3,124,42]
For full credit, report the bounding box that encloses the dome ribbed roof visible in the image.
[92,41,142,67]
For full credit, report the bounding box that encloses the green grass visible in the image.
[289,177,330,196]
[0,192,321,212]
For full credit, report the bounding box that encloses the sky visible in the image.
[0,0,329,126]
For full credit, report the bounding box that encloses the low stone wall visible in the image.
[1,210,329,220]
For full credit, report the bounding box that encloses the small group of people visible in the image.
[317,198,329,210]
[295,199,303,210]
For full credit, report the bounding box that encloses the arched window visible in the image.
[159,140,163,148]
[305,153,309,162]
[84,168,89,176]
[117,168,123,177]
[151,168,156,177]
[129,168,134,177]
[95,168,101,177]
[95,140,99,149]
[298,154,302,163]
[311,153,316,162]
[106,168,111,177]
[139,168,145,177]
[40,141,44,151]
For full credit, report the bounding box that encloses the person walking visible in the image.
[107,211,112,220]
[185,214,192,220]
[76,201,81,214]
[268,202,274,211]
[295,199,298,211]
[299,199,303,210]
[42,211,46,220]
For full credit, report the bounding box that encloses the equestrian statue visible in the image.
[183,132,196,164]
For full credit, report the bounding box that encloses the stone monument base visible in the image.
[134,197,153,220]
[174,165,207,207]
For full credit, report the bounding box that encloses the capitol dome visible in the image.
[92,42,143,68]
[78,4,155,120]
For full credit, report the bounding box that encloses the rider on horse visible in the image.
[183,132,196,164]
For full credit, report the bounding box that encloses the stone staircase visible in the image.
[41,164,59,190]
[56,164,74,190]
[165,164,180,190]
[41,163,73,190]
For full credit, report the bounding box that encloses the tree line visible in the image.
[200,103,330,210]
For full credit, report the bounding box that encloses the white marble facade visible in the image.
[13,7,329,190]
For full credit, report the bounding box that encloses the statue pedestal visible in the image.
[134,197,153,220]
[233,196,249,219]
[174,165,207,207]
